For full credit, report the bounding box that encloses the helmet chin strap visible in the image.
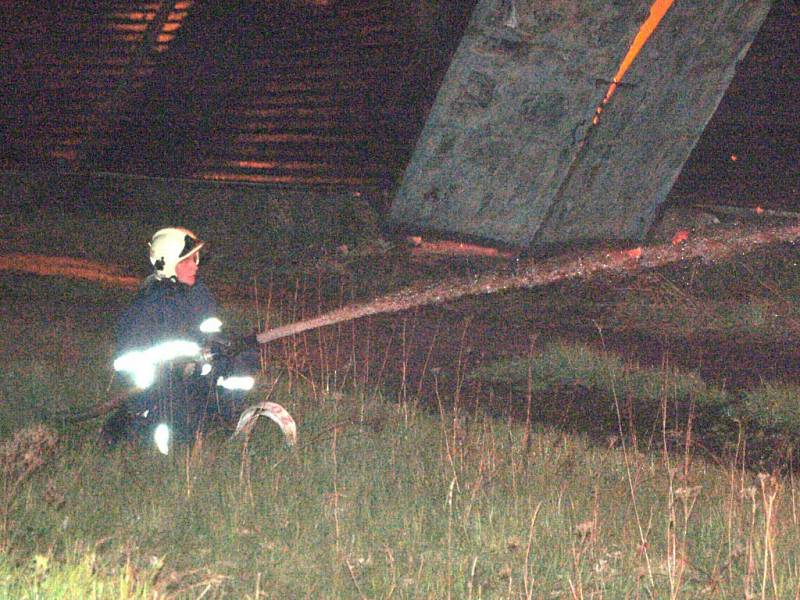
[152,272,178,284]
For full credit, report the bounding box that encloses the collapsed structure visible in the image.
[1,1,788,247]
[391,0,773,246]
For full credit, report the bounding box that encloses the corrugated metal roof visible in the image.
[1,1,474,192]
[1,1,191,169]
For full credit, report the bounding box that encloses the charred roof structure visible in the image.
[1,1,473,187]
[1,1,796,246]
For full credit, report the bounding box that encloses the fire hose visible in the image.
[255,223,800,344]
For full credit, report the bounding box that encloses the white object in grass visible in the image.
[154,423,170,455]
[233,401,297,446]
[217,375,255,391]
[199,317,223,334]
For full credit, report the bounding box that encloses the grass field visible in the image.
[2,208,800,598]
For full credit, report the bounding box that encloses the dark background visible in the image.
[670,0,799,210]
[0,0,796,213]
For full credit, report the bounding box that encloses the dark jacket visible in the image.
[114,276,220,437]
[115,275,218,356]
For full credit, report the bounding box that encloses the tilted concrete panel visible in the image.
[534,0,773,245]
[391,0,772,247]
[390,0,651,245]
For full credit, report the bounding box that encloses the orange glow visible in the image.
[226,160,331,170]
[111,12,155,21]
[110,23,149,32]
[671,229,690,245]
[196,172,371,186]
[243,107,341,118]
[613,1,673,89]
[107,4,192,53]
[237,133,369,144]
[597,0,674,116]
[0,254,139,289]
[624,247,643,260]
[238,118,338,130]
[407,237,514,259]
[730,154,738,161]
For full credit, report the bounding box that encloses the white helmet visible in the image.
[148,227,205,280]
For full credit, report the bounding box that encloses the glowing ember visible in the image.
[110,23,149,32]
[611,1,673,94]
[111,12,154,21]
[226,160,332,170]
[406,236,514,259]
[671,229,690,245]
[624,247,643,260]
[594,0,674,122]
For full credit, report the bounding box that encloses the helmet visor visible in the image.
[179,234,205,263]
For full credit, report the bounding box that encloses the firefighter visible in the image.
[101,227,258,449]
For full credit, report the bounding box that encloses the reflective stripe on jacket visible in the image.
[115,275,218,357]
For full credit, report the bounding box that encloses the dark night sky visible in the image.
[670,0,799,210]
